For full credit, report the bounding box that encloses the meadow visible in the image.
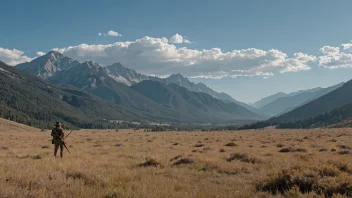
[0,119,351,197]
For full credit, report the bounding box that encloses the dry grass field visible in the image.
[0,118,352,198]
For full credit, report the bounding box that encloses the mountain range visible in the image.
[0,61,130,129]
[0,52,269,128]
[17,51,253,109]
[241,78,352,129]
[257,83,344,116]
[4,50,352,129]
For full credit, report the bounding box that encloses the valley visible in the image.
[0,118,351,197]
[2,2,352,198]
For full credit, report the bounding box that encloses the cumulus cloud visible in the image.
[0,48,33,66]
[318,41,352,69]
[107,30,120,37]
[184,39,192,44]
[169,33,192,44]
[53,36,316,78]
[36,51,46,56]
[170,33,183,43]
[98,30,122,37]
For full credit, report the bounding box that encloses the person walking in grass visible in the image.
[51,122,65,158]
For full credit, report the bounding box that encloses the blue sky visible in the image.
[1,0,352,103]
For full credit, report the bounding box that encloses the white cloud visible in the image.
[169,33,192,44]
[36,51,45,56]
[0,48,33,66]
[107,30,121,37]
[320,46,340,55]
[318,42,352,69]
[170,33,183,43]
[53,36,315,78]
[184,39,192,44]
[98,31,122,37]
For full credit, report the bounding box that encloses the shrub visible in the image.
[279,147,307,153]
[328,160,352,174]
[256,166,352,196]
[226,153,263,164]
[169,155,182,162]
[276,143,284,148]
[224,142,238,147]
[338,150,350,155]
[337,145,351,150]
[31,155,41,159]
[138,157,163,168]
[172,158,194,166]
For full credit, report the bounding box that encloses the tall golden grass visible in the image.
[0,119,351,197]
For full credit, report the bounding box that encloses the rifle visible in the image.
[57,130,73,154]
[64,130,73,140]
[59,136,71,153]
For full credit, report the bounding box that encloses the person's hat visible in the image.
[55,122,62,127]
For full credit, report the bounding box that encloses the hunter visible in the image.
[51,122,65,158]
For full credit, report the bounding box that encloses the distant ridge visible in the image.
[258,83,343,116]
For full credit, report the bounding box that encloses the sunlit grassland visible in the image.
[0,120,351,197]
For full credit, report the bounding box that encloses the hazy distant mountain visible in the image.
[16,51,79,79]
[164,74,238,103]
[163,74,268,117]
[259,83,344,116]
[271,80,352,123]
[131,80,264,122]
[251,92,288,108]
[239,81,350,130]
[251,87,329,109]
